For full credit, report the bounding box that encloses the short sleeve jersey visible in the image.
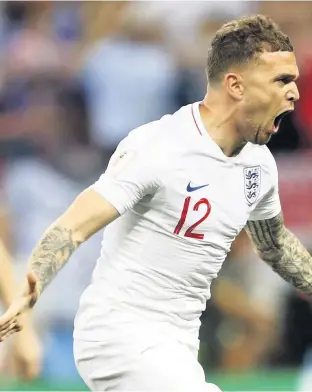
[74,102,281,348]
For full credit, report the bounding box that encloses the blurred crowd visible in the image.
[1,1,312,389]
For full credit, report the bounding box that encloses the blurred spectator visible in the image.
[81,2,127,46]
[200,231,287,372]
[130,1,258,55]
[81,4,179,157]
[0,1,84,158]
[130,2,258,108]
[270,287,312,391]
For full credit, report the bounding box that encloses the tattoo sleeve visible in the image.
[245,212,312,295]
[29,225,79,295]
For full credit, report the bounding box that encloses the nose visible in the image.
[286,82,300,103]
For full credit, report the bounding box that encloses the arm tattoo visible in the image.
[29,226,78,295]
[246,212,312,295]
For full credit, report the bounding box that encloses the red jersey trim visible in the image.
[191,103,202,136]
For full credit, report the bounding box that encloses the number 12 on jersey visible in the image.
[174,197,211,240]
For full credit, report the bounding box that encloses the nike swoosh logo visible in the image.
[187,182,209,192]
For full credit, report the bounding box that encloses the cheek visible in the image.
[243,88,274,117]
[245,79,275,103]
[254,87,273,105]
[243,97,266,117]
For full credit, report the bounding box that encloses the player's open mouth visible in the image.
[272,110,293,133]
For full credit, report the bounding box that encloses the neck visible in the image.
[200,91,246,157]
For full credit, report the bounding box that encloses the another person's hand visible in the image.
[0,272,39,341]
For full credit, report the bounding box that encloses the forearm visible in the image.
[0,191,118,342]
[24,189,119,298]
[27,224,80,296]
[247,219,312,295]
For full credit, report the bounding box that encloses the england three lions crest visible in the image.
[244,166,261,205]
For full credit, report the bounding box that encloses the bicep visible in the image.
[55,188,120,243]
[245,211,286,255]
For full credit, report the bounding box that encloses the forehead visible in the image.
[256,51,299,77]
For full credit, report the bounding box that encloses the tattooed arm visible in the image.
[29,226,77,297]
[245,212,312,295]
[28,188,119,298]
[0,188,120,340]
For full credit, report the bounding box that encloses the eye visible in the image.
[276,77,293,85]
[277,78,287,85]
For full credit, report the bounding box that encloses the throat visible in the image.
[199,100,247,158]
[220,141,247,158]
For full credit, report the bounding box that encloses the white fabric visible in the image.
[74,338,222,392]
[74,101,281,387]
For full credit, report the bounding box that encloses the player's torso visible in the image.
[156,160,254,241]
[100,102,273,279]
[100,107,272,290]
[135,146,264,266]
[74,103,273,344]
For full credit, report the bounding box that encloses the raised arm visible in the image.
[245,211,312,295]
[0,188,119,340]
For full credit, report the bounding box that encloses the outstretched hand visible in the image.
[0,272,39,341]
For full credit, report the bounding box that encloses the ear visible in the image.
[224,73,244,101]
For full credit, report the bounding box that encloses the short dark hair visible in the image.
[206,14,294,83]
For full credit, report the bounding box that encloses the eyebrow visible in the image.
[273,73,299,82]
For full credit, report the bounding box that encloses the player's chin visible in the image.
[255,131,273,145]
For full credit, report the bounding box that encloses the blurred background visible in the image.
[0,1,312,390]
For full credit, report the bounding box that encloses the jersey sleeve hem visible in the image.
[89,184,127,215]
[248,204,281,221]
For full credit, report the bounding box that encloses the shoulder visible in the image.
[247,144,278,174]
[247,144,276,163]
[243,145,279,195]
[119,104,193,158]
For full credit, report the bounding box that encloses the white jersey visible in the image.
[74,102,281,350]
